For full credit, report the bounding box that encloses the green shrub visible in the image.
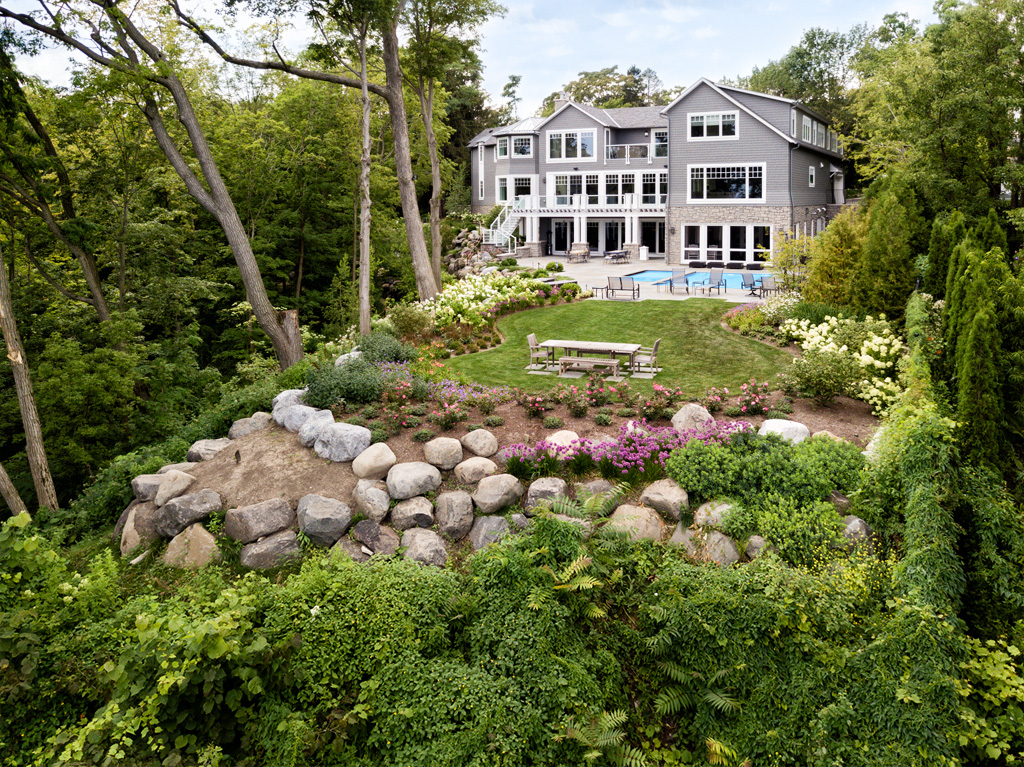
[346,415,368,428]
[543,416,563,429]
[782,348,861,405]
[723,405,743,417]
[616,408,637,418]
[500,257,519,267]
[757,495,843,567]
[386,302,434,339]
[484,415,504,427]
[593,413,612,426]
[413,429,435,442]
[370,427,389,444]
[545,262,564,272]
[305,359,383,408]
[358,330,417,364]
[666,440,741,505]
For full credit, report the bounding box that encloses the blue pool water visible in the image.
[627,269,771,292]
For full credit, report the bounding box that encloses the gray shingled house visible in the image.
[468,78,845,266]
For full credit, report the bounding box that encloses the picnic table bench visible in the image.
[558,356,621,376]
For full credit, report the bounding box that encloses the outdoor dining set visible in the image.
[526,333,660,380]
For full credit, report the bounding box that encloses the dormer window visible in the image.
[496,137,508,158]
[689,112,737,140]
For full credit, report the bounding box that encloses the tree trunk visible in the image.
[380,9,438,300]
[0,459,27,517]
[419,78,444,288]
[359,30,373,336]
[0,244,59,512]
[295,206,306,299]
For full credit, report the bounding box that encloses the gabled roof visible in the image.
[537,101,616,129]
[660,78,797,146]
[467,116,545,148]
[603,106,667,129]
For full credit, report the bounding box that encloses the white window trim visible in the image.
[496,176,508,203]
[477,147,484,200]
[687,111,739,142]
[512,136,533,158]
[680,224,773,262]
[686,163,766,204]
[808,165,816,187]
[545,129,597,163]
[791,110,796,137]
[653,129,669,158]
[802,115,812,143]
[495,137,508,159]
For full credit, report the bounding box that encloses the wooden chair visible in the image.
[526,333,552,368]
[634,338,661,374]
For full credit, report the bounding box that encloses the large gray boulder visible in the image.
[334,349,363,366]
[402,528,448,567]
[239,530,303,569]
[352,479,390,522]
[131,474,164,503]
[461,429,498,457]
[526,477,569,513]
[607,504,666,541]
[297,494,352,547]
[386,462,442,500]
[468,516,510,550]
[351,520,400,556]
[225,498,295,544]
[435,491,474,540]
[156,489,223,538]
[229,411,273,440]
[186,438,232,462]
[272,388,306,411]
[154,470,195,507]
[842,515,875,553]
[277,404,318,432]
[423,437,463,470]
[163,523,221,569]
[672,403,714,433]
[472,474,524,514]
[758,419,811,444]
[352,443,397,480]
[640,479,688,521]
[694,501,732,528]
[453,456,498,485]
[706,531,741,567]
[745,535,772,560]
[157,461,198,475]
[390,497,434,531]
[314,423,372,463]
[120,501,161,557]
[669,524,699,555]
[298,410,335,448]
[332,537,371,564]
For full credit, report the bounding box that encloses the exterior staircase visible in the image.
[482,204,520,250]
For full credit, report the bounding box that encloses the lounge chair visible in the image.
[527,332,552,368]
[741,272,758,297]
[633,338,661,374]
[669,270,690,294]
[758,275,779,297]
[607,275,640,300]
[695,268,724,295]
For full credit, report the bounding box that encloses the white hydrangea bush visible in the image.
[424,273,544,328]
[781,314,906,415]
[758,292,802,326]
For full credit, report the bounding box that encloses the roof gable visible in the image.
[537,101,615,129]
[661,78,797,146]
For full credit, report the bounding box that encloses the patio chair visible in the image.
[633,338,661,374]
[758,275,779,298]
[607,275,640,300]
[696,268,724,295]
[526,332,552,368]
[669,270,690,295]
[741,272,758,297]
[568,244,590,263]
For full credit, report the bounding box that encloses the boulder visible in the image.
[334,349,363,366]
[163,524,221,569]
[156,489,222,538]
[272,388,306,412]
[546,430,579,454]
[297,494,352,547]
[491,446,516,467]
[277,404,319,432]
[386,462,442,500]
[131,474,164,503]
[672,403,714,433]
[239,530,303,569]
[352,443,397,480]
[314,423,372,463]
[745,535,772,560]
[401,528,448,567]
[351,520,400,556]
[510,513,530,531]
[391,497,434,531]
[352,479,390,522]
[461,429,498,457]
[435,491,474,540]
[453,456,497,485]
[574,478,616,497]
[526,477,569,513]
[758,419,811,444]
[586,433,619,448]
[472,474,524,514]
[119,501,161,557]
[706,531,741,567]
[842,515,875,553]
[332,537,371,563]
[811,430,845,442]
[694,501,732,528]
[225,498,295,543]
[423,437,463,470]
[298,410,335,448]
[669,524,699,555]
[607,504,666,541]
[468,516,510,550]
[831,491,852,514]
[186,438,232,462]
[157,462,198,475]
[864,427,887,461]
[154,470,195,507]
[639,479,689,521]
[229,411,272,440]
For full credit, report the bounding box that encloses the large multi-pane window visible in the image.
[586,174,599,204]
[514,177,531,198]
[689,112,737,140]
[802,115,812,142]
[680,224,773,262]
[547,130,596,161]
[642,173,657,204]
[497,177,507,203]
[605,174,619,204]
[653,130,668,157]
[689,165,764,201]
[513,137,532,156]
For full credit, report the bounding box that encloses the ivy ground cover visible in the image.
[444,299,793,394]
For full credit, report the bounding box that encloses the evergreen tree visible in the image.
[848,188,917,322]
[971,208,1008,257]
[804,207,865,305]
[923,210,966,299]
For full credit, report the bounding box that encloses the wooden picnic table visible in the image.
[540,339,642,372]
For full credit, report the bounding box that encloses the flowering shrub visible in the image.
[520,394,548,418]
[736,379,771,416]
[700,386,728,413]
[781,315,906,414]
[551,383,590,417]
[636,383,687,421]
[428,402,467,431]
[758,292,802,325]
[723,303,768,333]
[424,273,580,329]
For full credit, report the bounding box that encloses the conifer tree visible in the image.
[848,189,916,322]
[923,210,966,299]
[804,207,865,305]
[972,208,1008,257]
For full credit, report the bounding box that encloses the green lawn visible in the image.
[445,299,793,394]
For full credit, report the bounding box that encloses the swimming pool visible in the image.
[626,269,771,292]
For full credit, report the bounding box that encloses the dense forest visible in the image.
[1,0,1024,765]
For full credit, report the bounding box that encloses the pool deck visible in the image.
[519,253,767,304]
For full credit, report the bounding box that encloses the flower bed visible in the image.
[425,273,580,329]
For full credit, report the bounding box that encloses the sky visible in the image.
[475,0,939,116]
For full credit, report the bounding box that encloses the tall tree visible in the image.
[804,206,865,305]
[0,1,305,368]
[923,210,966,299]
[497,73,520,123]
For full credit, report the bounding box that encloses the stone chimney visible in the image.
[553,91,571,111]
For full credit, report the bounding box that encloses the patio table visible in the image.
[540,339,642,372]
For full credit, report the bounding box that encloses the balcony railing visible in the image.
[510,193,666,211]
[604,143,669,163]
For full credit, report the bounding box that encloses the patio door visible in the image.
[553,220,573,254]
[605,221,623,250]
[641,221,666,255]
[587,221,600,251]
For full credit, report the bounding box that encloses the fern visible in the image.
[556,709,647,767]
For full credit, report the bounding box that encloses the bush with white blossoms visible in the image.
[758,291,802,326]
[781,314,906,415]
[424,272,545,328]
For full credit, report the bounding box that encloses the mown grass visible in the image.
[444,298,793,394]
